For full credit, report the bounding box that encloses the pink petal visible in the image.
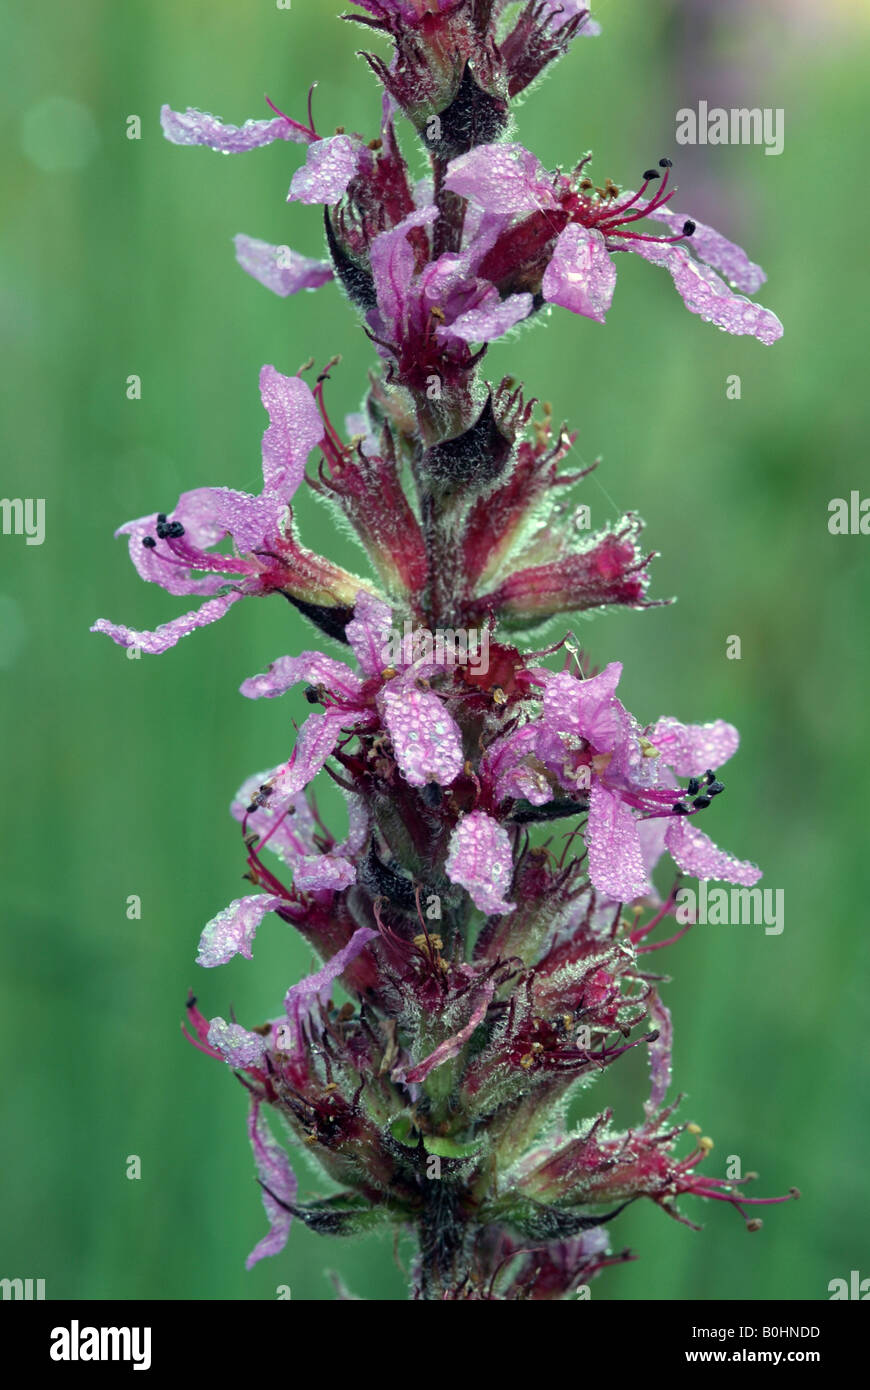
[665,817,761,886]
[234,235,333,297]
[346,591,394,676]
[293,854,357,892]
[379,681,464,788]
[635,814,669,888]
[170,486,242,549]
[196,892,284,967]
[649,716,739,776]
[542,663,627,751]
[287,134,366,204]
[624,239,783,345]
[283,927,378,1019]
[370,206,439,340]
[207,1018,268,1068]
[641,203,766,294]
[230,773,362,889]
[161,105,311,152]
[91,591,243,654]
[117,504,229,597]
[344,412,379,458]
[245,1099,297,1270]
[586,782,650,902]
[441,290,533,343]
[240,652,362,701]
[259,365,324,499]
[542,225,616,323]
[488,724,552,806]
[231,771,319,860]
[444,143,558,215]
[445,810,515,914]
[199,487,282,555]
[269,708,377,806]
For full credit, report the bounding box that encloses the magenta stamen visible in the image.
[599,176,654,222]
[630,890,678,944]
[264,94,316,140]
[256,806,296,855]
[163,536,251,575]
[605,228,686,246]
[636,922,693,953]
[597,187,678,232]
[180,1023,222,1059]
[245,848,291,900]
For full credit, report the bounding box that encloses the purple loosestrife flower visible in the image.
[97,0,796,1299]
[480,660,759,901]
[184,926,377,1266]
[444,145,783,342]
[91,366,380,653]
[507,995,799,1234]
[163,94,417,304]
[364,205,534,391]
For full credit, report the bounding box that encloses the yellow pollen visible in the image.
[413,933,443,953]
[639,736,661,759]
[699,1136,714,1153]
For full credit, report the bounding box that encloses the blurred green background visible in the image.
[2,0,868,1301]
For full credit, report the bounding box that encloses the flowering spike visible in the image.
[96,0,794,1300]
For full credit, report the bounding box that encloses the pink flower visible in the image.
[146,0,795,1292]
[445,145,783,343]
[91,367,369,653]
[513,995,799,1229]
[240,592,466,808]
[365,206,533,390]
[484,661,760,901]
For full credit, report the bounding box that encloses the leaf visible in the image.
[489,1195,635,1241]
[289,1191,403,1236]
